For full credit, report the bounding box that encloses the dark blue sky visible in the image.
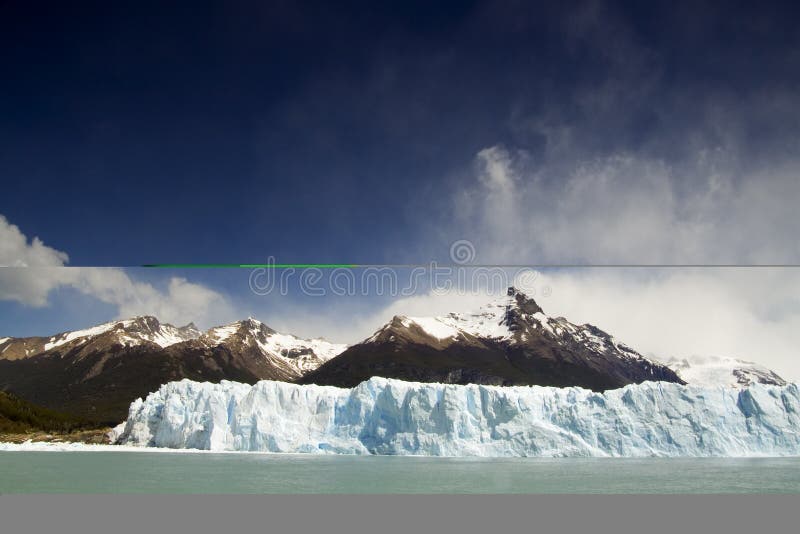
[3,0,798,265]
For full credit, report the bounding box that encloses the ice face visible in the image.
[115,377,800,457]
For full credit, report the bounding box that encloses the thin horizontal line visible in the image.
[141,263,359,269]
[3,264,800,269]
[357,264,800,268]
[140,263,800,268]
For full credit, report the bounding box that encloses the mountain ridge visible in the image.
[0,316,202,361]
[301,287,683,390]
[0,315,345,422]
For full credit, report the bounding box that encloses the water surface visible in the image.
[1,452,799,493]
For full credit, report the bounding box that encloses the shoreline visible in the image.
[2,440,800,459]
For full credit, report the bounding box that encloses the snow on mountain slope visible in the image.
[256,332,345,369]
[204,324,240,344]
[371,288,648,361]
[116,377,800,457]
[96,317,201,349]
[43,320,126,351]
[664,356,787,388]
[366,291,517,343]
[200,318,346,377]
[0,316,202,360]
[0,316,343,378]
[47,316,202,349]
[409,292,517,340]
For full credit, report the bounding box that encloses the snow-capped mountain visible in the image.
[663,355,787,388]
[0,316,346,422]
[367,287,645,356]
[0,316,344,375]
[301,287,682,390]
[197,318,345,379]
[0,316,201,361]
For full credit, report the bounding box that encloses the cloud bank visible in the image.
[0,215,235,328]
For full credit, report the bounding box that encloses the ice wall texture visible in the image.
[115,378,800,457]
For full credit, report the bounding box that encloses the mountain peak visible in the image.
[506,286,544,315]
[124,315,161,328]
[238,317,277,337]
[202,318,273,345]
[305,287,685,390]
[363,289,547,346]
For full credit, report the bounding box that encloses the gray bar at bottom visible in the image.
[1,494,799,534]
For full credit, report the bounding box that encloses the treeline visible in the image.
[0,390,103,434]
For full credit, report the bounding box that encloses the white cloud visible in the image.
[455,147,800,265]
[0,216,74,306]
[0,215,235,328]
[517,269,800,381]
[0,215,69,268]
[476,146,521,194]
[68,269,236,327]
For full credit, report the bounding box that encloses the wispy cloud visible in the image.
[453,144,800,265]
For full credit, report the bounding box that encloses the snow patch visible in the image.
[405,317,461,340]
[202,320,346,375]
[255,332,346,373]
[426,294,515,340]
[205,324,239,344]
[664,355,787,388]
[43,320,127,351]
[145,325,199,348]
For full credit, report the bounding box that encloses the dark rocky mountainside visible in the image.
[0,317,344,423]
[301,287,683,390]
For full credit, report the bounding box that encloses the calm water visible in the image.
[1,452,799,493]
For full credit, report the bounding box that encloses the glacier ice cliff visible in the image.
[114,377,800,457]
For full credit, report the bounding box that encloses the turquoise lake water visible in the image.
[1,452,799,494]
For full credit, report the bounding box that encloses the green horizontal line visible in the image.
[142,263,360,268]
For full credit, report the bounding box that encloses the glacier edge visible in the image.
[115,377,800,457]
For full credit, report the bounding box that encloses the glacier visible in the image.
[114,377,800,457]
